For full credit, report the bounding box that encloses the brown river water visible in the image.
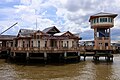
[0,54,120,80]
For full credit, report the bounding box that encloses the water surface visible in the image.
[0,54,120,80]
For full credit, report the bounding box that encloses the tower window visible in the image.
[100,18,107,22]
[96,18,99,23]
[108,18,113,22]
[100,18,103,22]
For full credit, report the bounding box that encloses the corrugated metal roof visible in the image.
[42,27,54,33]
[92,12,117,17]
[18,29,37,37]
[42,26,60,33]
[89,12,118,21]
[0,35,16,40]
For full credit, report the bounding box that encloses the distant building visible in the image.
[111,40,120,53]
[79,40,94,46]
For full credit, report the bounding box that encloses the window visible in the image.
[11,42,13,47]
[61,41,63,47]
[105,43,108,46]
[99,43,102,46]
[31,35,34,38]
[38,41,40,47]
[23,41,25,48]
[100,18,103,22]
[96,18,99,23]
[93,19,96,23]
[104,18,107,22]
[31,41,33,47]
[29,41,30,47]
[72,41,74,47]
[110,18,112,22]
[100,18,107,22]
[45,41,47,47]
[108,18,112,22]
[67,41,69,47]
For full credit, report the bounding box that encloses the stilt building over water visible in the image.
[10,26,82,62]
[0,12,118,62]
[89,12,118,61]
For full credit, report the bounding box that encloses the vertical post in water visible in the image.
[78,51,80,62]
[44,52,47,64]
[64,51,67,63]
[26,52,29,61]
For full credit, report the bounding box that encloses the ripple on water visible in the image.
[0,54,120,80]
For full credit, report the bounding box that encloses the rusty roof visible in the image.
[0,35,16,41]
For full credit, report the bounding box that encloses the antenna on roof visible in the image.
[36,18,37,30]
[35,9,38,30]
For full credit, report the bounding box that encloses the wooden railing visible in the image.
[0,47,11,51]
[94,46,116,50]
[1,45,116,53]
[11,47,86,52]
[96,37,110,40]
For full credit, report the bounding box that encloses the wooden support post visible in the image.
[26,52,29,60]
[64,52,67,63]
[12,52,16,62]
[6,50,9,58]
[59,53,63,62]
[78,52,80,62]
[7,50,9,54]
[13,52,16,59]
[44,52,47,64]
[84,52,86,61]
[64,51,67,59]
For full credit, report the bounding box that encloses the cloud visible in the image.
[0,0,120,40]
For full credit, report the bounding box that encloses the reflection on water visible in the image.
[0,54,120,80]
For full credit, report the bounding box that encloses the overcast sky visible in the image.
[0,0,120,40]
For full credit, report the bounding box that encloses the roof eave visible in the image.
[89,14,118,22]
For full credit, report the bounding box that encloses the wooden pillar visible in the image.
[64,52,67,63]
[84,52,86,61]
[64,51,67,59]
[26,52,29,60]
[44,52,47,64]
[59,53,62,61]
[78,52,80,61]
[13,52,16,59]
[7,50,9,55]
[13,52,16,57]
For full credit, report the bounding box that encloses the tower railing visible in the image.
[96,37,110,40]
